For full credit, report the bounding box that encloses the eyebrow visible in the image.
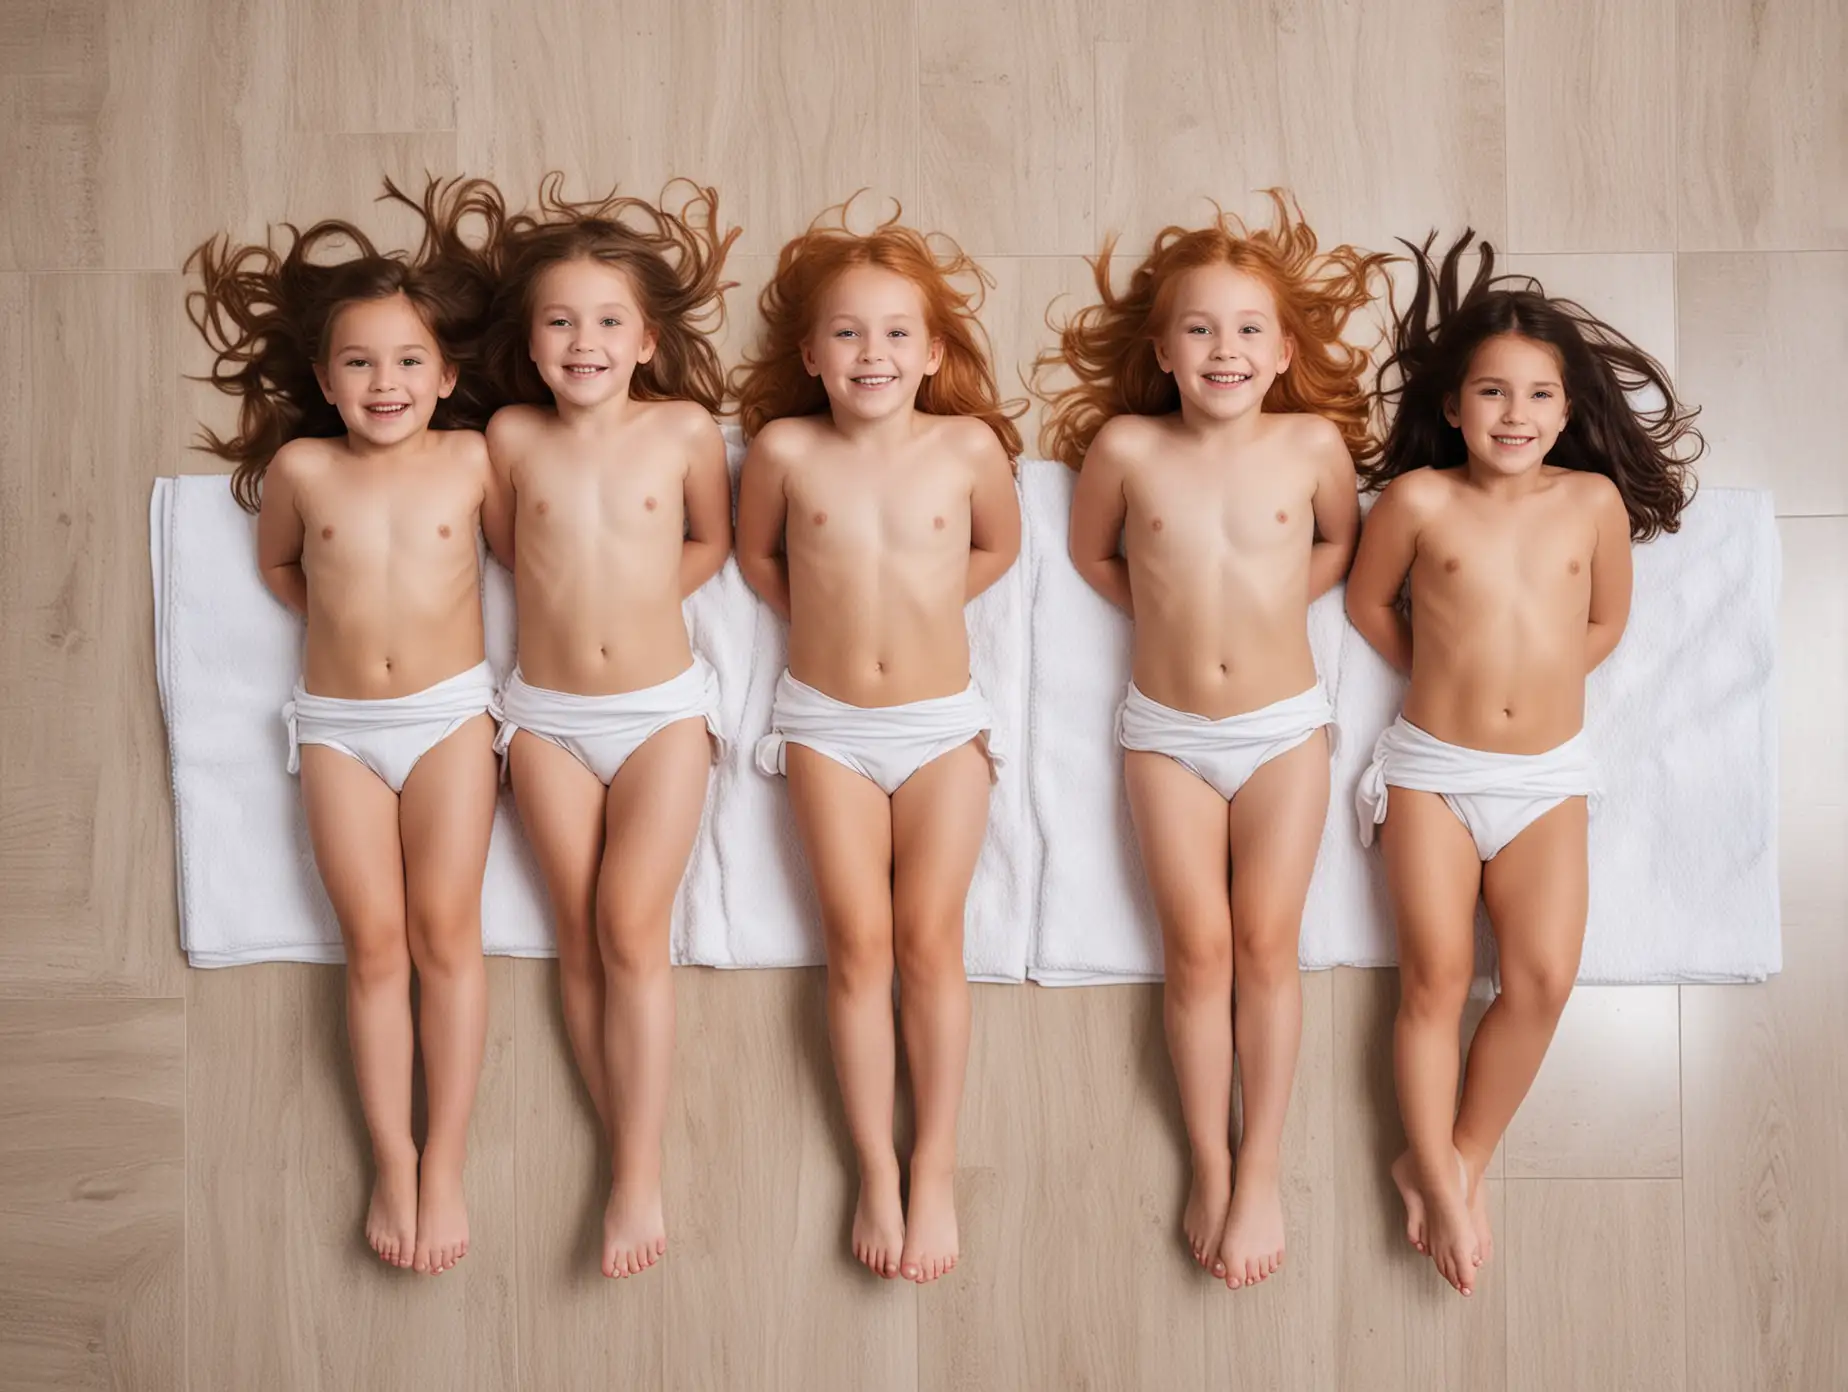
[1468,373,1561,388]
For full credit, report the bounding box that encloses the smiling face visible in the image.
[1151,262,1294,426]
[800,264,945,426]
[314,293,456,448]
[1446,332,1571,477]
[526,257,658,410]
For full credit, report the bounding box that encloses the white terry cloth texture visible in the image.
[154,448,1778,984]
[1022,461,1780,986]
[1315,486,1782,985]
[151,427,1040,979]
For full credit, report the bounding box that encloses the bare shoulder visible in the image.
[486,402,548,457]
[1375,465,1452,522]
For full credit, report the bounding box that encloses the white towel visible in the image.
[689,455,1038,982]
[152,428,1040,981]
[1025,464,1781,986]
[150,474,553,966]
[1021,460,1350,984]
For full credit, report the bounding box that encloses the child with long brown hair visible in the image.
[463,175,738,1281]
[1038,193,1385,1290]
[1349,232,1699,1296]
[733,201,1023,1284]
[187,182,502,1276]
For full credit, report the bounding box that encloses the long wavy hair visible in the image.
[1368,230,1701,541]
[186,177,500,512]
[1035,190,1387,470]
[729,197,1025,460]
[454,173,739,415]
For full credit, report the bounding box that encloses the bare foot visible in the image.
[412,1152,470,1275]
[1183,1152,1232,1277]
[851,1160,905,1279]
[1217,1159,1286,1290]
[1467,1166,1494,1266]
[366,1151,418,1270]
[1424,1151,1480,1297]
[1390,1150,1427,1254]
[898,1163,958,1284]
[602,1175,666,1279]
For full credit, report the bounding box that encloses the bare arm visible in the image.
[480,411,519,568]
[1067,426,1134,616]
[255,451,308,617]
[1585,481,1634,671]
[734,429,792,621]
[1306,421,1362,601]
[966,431,1022,601]
[1344,478,1421,675]
[679,413,735,597]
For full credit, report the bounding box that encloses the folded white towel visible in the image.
[153,428,1040,982]
[150,475,553,965]
[1025,466,1781,986]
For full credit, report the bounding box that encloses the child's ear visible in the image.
[924,335,945,377]
[1443,392,1460,428]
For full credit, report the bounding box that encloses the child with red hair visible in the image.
[733,201,1023,1285]
[1039,194,1386,1291]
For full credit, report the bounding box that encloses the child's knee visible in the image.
[346,923,411,990]
[828,930,896,993]
[595,905,670,976]
[1499,954,1577,1020]
[894,918,963,987]
[1399,959,1471,1021]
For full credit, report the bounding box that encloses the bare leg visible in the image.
[1217,732,1328,1289]
[1380,788,1483,1296]
[890,741,990,1284]
[509,731,612,1134]
[1452,796,1589,1267]
[596,718,711,1279]
[784,745,902,1278]
[399,715,498,1275]
[1123,749,1235,1278]
[299,747,415,1269]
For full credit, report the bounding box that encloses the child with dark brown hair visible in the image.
[1349,231,1700,1296]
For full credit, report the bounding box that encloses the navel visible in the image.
[438,523,451,538]
[321,525,334,540]
[645,496,658,511]
[1444,557,1461,573]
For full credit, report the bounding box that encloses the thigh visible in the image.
[1379,787,1483,988]
[785,743,895,952]
[1480,796,1589,987]
[1124,749,1234,965]
[398,714,499,934]
[508,730,608,941]
[299,744,407,949]
[889,740,991,927]
[1225,731,1330,942]
[599,717,714,933]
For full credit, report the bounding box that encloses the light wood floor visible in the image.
[1,0,1843,1388]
